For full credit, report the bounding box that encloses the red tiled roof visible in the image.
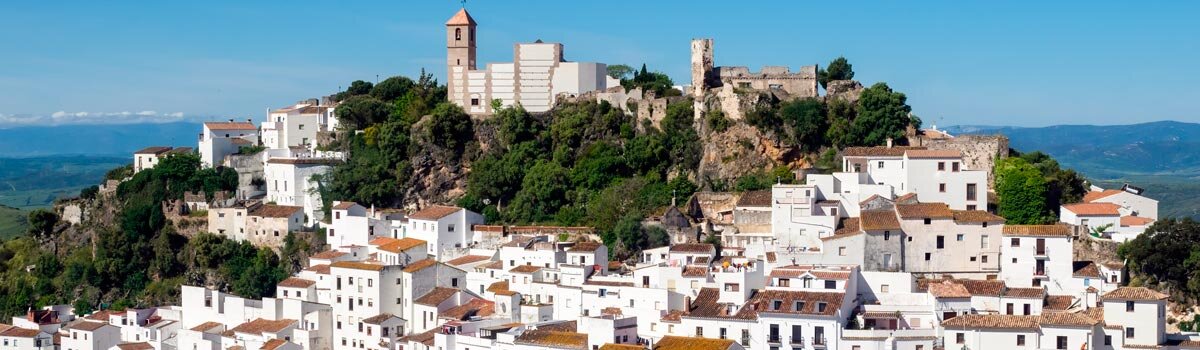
[1044,295,1075,311]
[652,336,735,350]
[736,190,772,207]
[304,264,331,274]
[116,343,155,350]
[1103,287,1168,301]
[1003,287,1045,299]
[277,277,315,288]
[377,238,426,253]
[445,8,477,26]
[403,259,438,273]
[567,241,604,252]
[928,280,971,298]
[1121,215,1154,227]
[250,204,303,218]
[441,299,495,320]
[844,146,924,157]
[408,205,461,221]
[896,203,953,219]
[205,122,256,130]
[134,146,173,155]
[905,149,962,158]
[860,210,901,230]
[67,321,110,331]
[414,287,459,306]
[230,318,295,334]
[446,255,491,266]
[1083,189,1124,203]
[669,243,714,253]
[1062,203,1121,216]
[331,202,360,210]
[310,251,346,260]
[260,339,288,350]
[190,321,223,332]
[1072,261,1103,279]
[942,314,1040,330]
[952,210,1005,223]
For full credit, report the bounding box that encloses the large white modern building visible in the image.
[444,8,617,115]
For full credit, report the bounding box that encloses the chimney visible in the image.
[247,118,252,123]
[684,296,692,311]
[886,138,893,148]
[228,118,234,123]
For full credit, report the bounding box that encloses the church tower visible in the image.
[446,8,477,105]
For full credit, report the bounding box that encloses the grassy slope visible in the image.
[0,205,26,240]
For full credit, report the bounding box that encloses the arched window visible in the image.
[455,28,462,40]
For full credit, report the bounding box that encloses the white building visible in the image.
[444,8,616,115]
[999,225,1075,295]
[133,146,191,174]
[199,120,259,168]
[262,102,335,151]
[327,202,407,249]
[405,205,485,259]
[264,158,336,226]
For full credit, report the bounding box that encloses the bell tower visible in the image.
[446,7,477,104]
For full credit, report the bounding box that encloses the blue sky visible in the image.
[1,1,1197,127]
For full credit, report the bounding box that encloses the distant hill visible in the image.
[0,156,128,209]
[947,121,1200,219]
[945,121,1200,178]
[0,122,204,157]
[0,205,26,239]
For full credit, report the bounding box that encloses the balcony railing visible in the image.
[813,336,827,347]
[790,337,805,345]
[1034,269,1046,276]
[768,335,781,344]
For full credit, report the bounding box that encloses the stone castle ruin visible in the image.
[690,38,822,120]
[908,127,1009,187]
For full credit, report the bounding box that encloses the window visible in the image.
[768,324,779,342]
[953,162,960,172]
[455,28,462,40]
[1104,335,1112,346]
[1023,304,1031,315]
[825,280,836,289]
[452,278,459,287]
[924,218,932,225]
[982,255,989,263]
[966,184,978,201]
[772,300,783,310]
[1017,335,1025,346]
[938,162,946,171]
[968,204,978,211]
[719,328,727,339]
[817,302,827,313]
[957,234,964,241]
[1125,327,1135,338]
[839,247,846,256]
[881,284,890,293]
[981,235,990,249]
[877,161,884,169]
[924,253,931,261]
[939,183,946,192]
[955,333,965,344]
[724,283,740,292]
[329,228,335,236]
[741,329,750,346]
[1056,336,1067,349]
[884,231,891,240]
[696,327,703,337]
[1011,238,1020,247]
[970,256,977,262]
[1126,301,1135,312]
[937,236,945,249]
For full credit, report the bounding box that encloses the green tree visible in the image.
[825,98,856,148]
[370,76,416,102]
[817,56,855,89]
[851,83,915,147]
[995,157,1052,224]
[705,109,732,133]
[344,80,374,97]
[777,98,828,151]
[335,95,391,130]
[505,161,571,223]
[26,209,58,241]
[422,103,474,153]
[606,64,634,80]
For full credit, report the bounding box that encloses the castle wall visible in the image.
[911,134,1009,188]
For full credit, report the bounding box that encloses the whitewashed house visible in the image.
[404,205,485,259]
[199,120,258,168]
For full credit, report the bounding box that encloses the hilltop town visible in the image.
[5,7,1197,350]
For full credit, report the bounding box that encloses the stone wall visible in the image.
[226,153,265,200]
[910,134,1009,188]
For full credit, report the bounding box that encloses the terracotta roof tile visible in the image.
[942,314,1040,330]
[250,204,303,218]
[331,202,360,210]
[473,224,505,233]
[600,344,645,350]
[205,122,256,130]
[190,321,224,332]
[330,261,386,271]
[652,336,735,350]
[568,241,604,252]
[896,203,953,219]
[844,146,924,157]
[1102,287,1168,301]
[515,328,587,350]
[0,327,40,338]
[310,251,346,260]
[1044,295,1075,311]
[1003,287,1045,299]
[304,264,331,274]
[952,210,1005,223]
[928,281,971,298]
[682,266,708,277]
[116,343,155,350]
[445,8,477,26]
[1083,189,1124,203]
[510,265,543,274]
[669,243,715,253]
[747,290,846,316]
[414,287,458,306]
[230,318,295,334]
[66,321,110,331]
[1039,311,1101,327]
[135,146,173,155]
[408,205,461,221]
[1003,224,1073,236]
[1062,203,1121,216]
[377,237,426,253]
[260,339,288,350]
[277,277,315,288]
[1121,215,1154,227]
[403,258,438,273]
[399,329,437,346]
[1072,261,1103,279]
[446,255,492,266]
[860,210,901,230]
[441,299,495,320]
[487,281,515,295]
[736,190,772,207]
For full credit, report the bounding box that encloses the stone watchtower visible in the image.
[690,38,714,97]
[446,8,477,105]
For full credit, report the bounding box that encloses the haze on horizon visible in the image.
[1,1,1197,128]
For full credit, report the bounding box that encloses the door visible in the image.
[1036,239,1046,255]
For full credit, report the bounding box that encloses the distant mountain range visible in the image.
[0,122,203,158]
[944,120,1200,179]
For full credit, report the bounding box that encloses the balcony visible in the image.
[767,335,781,344]
[813,336,828,347]
[1034,249,1049,258]
[789,337,805,346]
[1033,269,1048,278]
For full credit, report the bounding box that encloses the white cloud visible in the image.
[0,110,207,128]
